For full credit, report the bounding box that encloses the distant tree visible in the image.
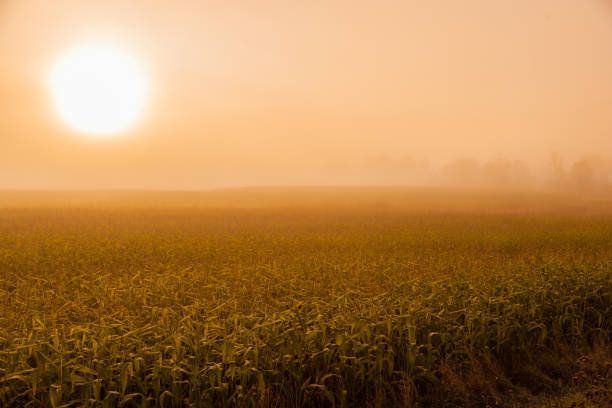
[568,155,611,192]
[550,153,612,193]
[550,152,566,188]
[442,158,531,187]
[482,159,530,187]
[569,159,594,190]
[441,158,482,186]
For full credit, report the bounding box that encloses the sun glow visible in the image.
[49,44,148,137]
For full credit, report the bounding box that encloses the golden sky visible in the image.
[1,0,612,188]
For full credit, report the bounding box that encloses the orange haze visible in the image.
[1,0,612,189]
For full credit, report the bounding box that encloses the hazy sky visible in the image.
[1,0,612,188]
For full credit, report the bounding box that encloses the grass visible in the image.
[0,187,611,407]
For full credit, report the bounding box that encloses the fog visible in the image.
[1,0,612,191]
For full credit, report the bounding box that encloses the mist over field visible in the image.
[2,0,612,190]
[2,152,611,193]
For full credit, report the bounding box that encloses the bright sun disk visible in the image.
[49,43,148,137]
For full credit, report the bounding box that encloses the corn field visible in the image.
[0,189,611,407]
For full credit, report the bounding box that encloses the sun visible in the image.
[49,43,148,137]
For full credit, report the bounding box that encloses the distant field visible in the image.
[0,188,611,407]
